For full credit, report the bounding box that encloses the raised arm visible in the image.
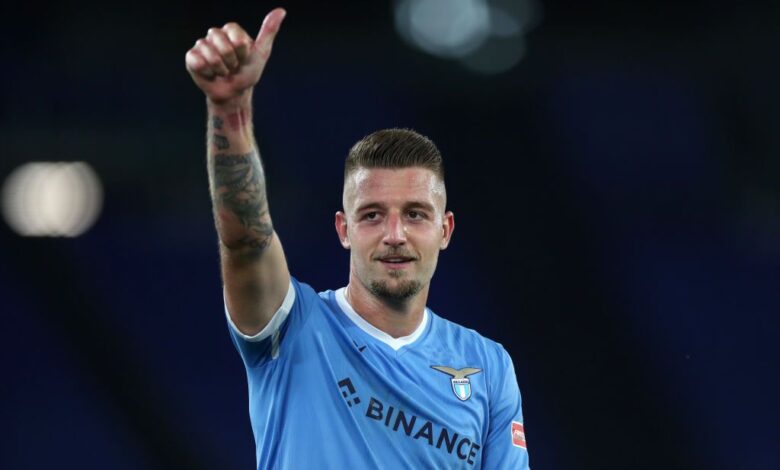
[185,8,290,336]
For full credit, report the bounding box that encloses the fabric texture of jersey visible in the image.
[226,277,530,469]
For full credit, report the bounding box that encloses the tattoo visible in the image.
[213,134,230,150]
[212,116,223,130]
[212,151,273,253]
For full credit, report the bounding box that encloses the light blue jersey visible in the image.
[226,277,530,469]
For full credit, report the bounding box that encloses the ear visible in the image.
[440,211,455,250]
[335,211,350,249]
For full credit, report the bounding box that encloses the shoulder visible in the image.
[290,276,319,298]
[283,277,337,331]
[429,311,512,367]
[289,277,332,309]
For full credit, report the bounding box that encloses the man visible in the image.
[185,8,530,469]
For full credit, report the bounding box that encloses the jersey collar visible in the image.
[335,287,429,351]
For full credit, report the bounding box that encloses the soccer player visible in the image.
[185,8,530,469]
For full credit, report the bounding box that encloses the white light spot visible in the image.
[395,0,491,59]
[2,162,103,237]
[394,0,543,74]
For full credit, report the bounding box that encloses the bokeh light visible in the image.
[394,0,542,73]
[2,162,103,237]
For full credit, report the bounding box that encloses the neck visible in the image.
[345,276,429,338]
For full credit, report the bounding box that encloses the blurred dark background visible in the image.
[1,0,778,468]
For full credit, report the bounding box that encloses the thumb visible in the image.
[254,8,287,60]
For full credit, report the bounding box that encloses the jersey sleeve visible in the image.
[482,346,530,469]
[224,277,311,368]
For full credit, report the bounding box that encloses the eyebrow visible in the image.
[354,201,435,213]
[405,201,436,212]
[355,202,386,213]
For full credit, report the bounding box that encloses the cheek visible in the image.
[410,224,443,246]
[348,226,377,253]
[351,222,384,240]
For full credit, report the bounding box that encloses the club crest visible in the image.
[431,366,483,401]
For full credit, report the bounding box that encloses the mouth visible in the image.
[376,256,416,269]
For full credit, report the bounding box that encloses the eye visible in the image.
[408,210,425,220]
[363,211,378,220]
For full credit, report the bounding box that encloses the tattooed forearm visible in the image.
[209,115,231,150]
[211,151,273,253]
[213,134,230,150]
[206,103,270,255]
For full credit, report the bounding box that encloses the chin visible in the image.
[369,279,422,302]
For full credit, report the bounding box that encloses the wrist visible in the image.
[206,90,253,112]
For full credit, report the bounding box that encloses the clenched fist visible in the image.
[185,8,286,105]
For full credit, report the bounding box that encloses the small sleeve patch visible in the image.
[511,421,526,449]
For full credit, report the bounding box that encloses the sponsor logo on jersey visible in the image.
[337,377,361,407]
[337,376,483,465]
[430,366,483,401]
[511,421,526,449]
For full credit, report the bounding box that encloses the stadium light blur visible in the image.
[393,0,542,74]
[2,162,103,237]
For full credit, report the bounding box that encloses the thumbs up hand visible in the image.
[185,8,286,105]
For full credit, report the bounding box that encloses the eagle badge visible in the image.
[431,366,483,401]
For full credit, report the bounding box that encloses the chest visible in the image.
[283,321,490,465]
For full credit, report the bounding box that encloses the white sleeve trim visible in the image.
[224,280,296,342]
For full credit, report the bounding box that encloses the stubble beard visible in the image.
[369,271,423,304]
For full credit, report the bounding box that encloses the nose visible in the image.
[383,212,407,247]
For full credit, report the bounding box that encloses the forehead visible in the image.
[343,167,445,211]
